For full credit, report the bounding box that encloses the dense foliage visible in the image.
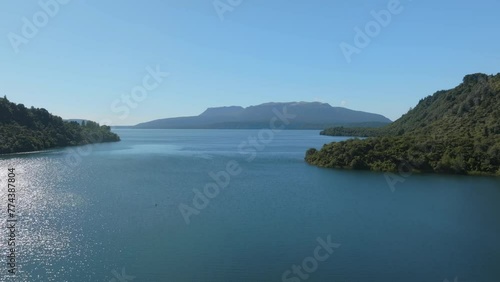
[0,97,120,154]
[307,73,500,176]
[320,126,383,137]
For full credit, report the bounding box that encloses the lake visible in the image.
[1,129,499,282]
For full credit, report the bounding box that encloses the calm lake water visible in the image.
[1,129,499,282]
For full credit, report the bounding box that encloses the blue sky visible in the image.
[1,0,499,125]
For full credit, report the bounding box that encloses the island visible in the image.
[306,73,500,176]
[0,96,120,154]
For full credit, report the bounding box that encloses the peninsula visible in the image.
[0,97,120,154]
[306,73,500,176]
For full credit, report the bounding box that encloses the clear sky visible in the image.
[1,0,499,125]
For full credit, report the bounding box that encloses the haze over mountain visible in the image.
[135,102,391,129]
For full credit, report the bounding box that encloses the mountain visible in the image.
[306,73,500,176]
[0,97,120,154]
[135,102,391,129]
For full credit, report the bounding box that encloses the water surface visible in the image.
[1,129,499,281]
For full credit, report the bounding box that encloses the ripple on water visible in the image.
[0,156,95,281]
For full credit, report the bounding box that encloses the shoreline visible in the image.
[0,140,120,158]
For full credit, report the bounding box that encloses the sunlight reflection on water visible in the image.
[0,157,93,281]
[0,130,499,281]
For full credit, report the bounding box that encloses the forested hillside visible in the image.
[307,73,500,175]
[0,97,120,154]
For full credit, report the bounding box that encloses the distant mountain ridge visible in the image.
[135,102,391,129]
